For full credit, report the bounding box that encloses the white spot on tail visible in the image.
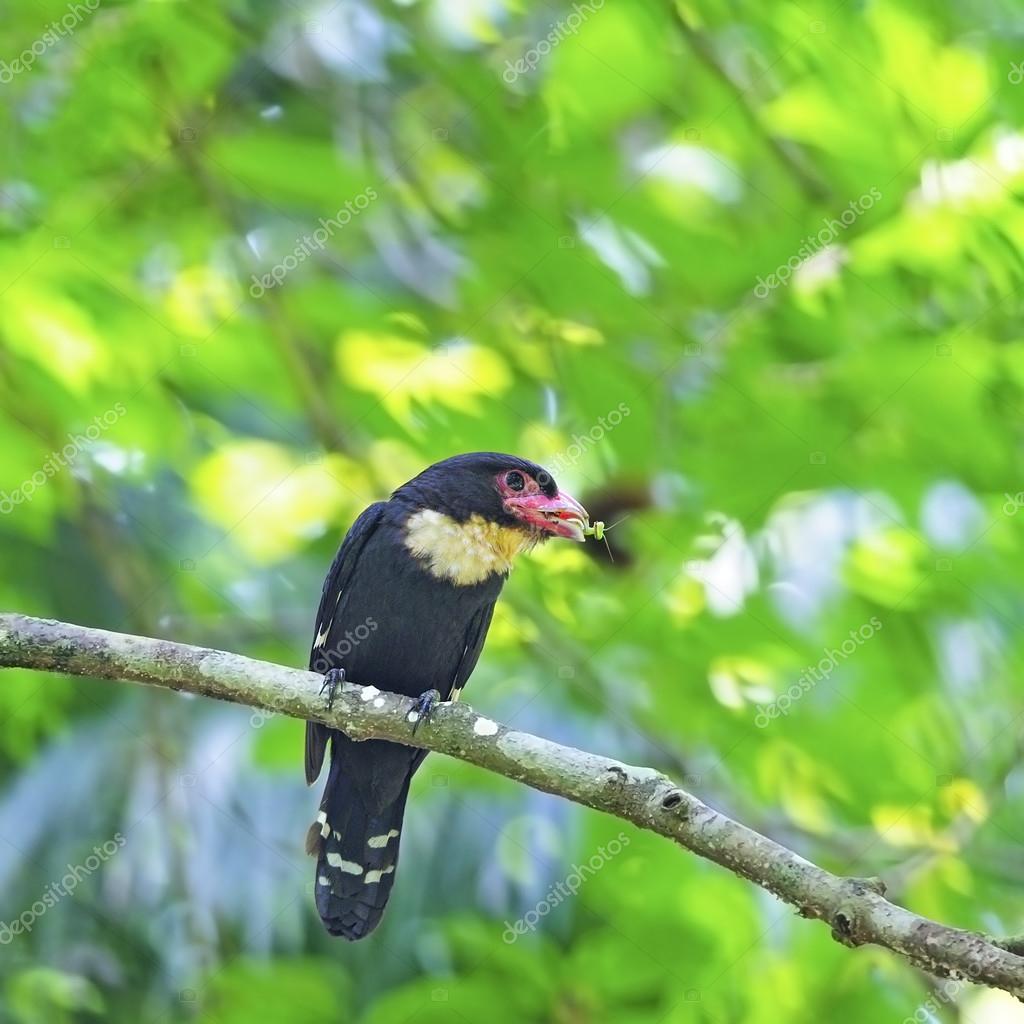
[474,717,498,736]
[318,875,330,886]
[360,685,380,702]
[317,811,330,837]
[314,627,329,648]
[367,829,400,849]
[326,854,363,875]
[364,865,395,884]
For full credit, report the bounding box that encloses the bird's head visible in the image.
[393,453,590,585]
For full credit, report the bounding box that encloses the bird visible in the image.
[304,452,590,940]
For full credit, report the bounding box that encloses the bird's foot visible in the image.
[319,668,346,711]
[409,688,441,733]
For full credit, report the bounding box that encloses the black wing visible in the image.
[448,600,495,702]
[305,501,387,785]
[408,599,496,775]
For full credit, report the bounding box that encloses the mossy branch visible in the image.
[1,612,1022,997]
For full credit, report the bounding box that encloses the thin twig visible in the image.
[671,7,831,205]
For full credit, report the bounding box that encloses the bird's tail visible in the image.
[306,755,410,940]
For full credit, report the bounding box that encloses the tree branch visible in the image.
[1,612,1022,997]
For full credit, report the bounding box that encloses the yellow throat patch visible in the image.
[404,509,536,585]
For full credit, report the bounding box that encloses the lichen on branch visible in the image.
[1,612,1022,999]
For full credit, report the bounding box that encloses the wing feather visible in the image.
[305,502,387,785]
[448,601,495,701]
[408,600,495,775]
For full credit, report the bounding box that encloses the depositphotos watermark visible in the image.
[1002,492,1024,515]
[0,402,127,514]
[0,0,100,83]
[250,617,379,728]
[754,616,882,727]
[502,832,630,943]
[753,187,881,298]
[538,402,630,486]
[900,969,980,1024]
[249,186,378,297]
[502,0,605,83]
[309,617,379,676]
[0,833,126,943]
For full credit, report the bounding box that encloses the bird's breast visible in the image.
[402,509,536,586]
[321,529,503,697]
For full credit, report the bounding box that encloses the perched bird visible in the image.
[304,452,589,940]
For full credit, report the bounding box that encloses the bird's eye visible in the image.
[505,471,526,492]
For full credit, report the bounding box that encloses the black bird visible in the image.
[304,452,589,940]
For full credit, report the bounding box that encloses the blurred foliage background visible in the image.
[2,0,1024,1020]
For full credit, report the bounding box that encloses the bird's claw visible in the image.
[410,688,441,733]
[319,668,346,711]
